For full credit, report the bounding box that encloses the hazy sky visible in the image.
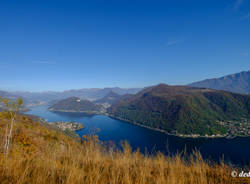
[0,0,249,92]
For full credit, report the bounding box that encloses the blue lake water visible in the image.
[26,106,250,166]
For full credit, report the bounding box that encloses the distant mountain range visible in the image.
[108,84,250,136]
[94,91,133,105]
[0,90,18,100]
[2,70,249,107]
[3,87,142,107]
[1,70,250,136]
[0,90,19,109]
[189,71,250,94]
[49,97,103,114]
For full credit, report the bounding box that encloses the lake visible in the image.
[26,106,250,166]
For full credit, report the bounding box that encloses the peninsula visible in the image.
[48,97,104,114]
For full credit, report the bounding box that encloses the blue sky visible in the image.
[0,0,249,92]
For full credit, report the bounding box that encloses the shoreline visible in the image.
[106,114,247,140]
[48,121,84,131]
[49,109,101,115]
[26,107,249,140]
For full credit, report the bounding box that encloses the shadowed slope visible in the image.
[108,84,250,135]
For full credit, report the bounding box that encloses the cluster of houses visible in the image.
[48,121,84,131]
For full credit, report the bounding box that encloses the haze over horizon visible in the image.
[1,0,249,92]
[2,69,250,93]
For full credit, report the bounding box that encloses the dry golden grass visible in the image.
[0,115,249,184]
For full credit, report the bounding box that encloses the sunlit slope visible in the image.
[190,70,250,94]
[0,114,249,183]
[49,97,103,113]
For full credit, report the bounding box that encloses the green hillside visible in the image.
[108,84,250,136]
[49,97,103,114]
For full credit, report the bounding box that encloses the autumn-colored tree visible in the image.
[0,97,23,157]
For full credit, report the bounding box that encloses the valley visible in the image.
[1,1,250,182]
[24,105,250,165]
[19,81,250,139]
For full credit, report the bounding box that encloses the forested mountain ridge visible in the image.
[49,97,103,114]
[108,84,250,136]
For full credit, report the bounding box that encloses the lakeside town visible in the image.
[218,118,250,138]
[176,119,250,139]
[109,114,250,139]
[48,121,84,131]
[29,112,250,139]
